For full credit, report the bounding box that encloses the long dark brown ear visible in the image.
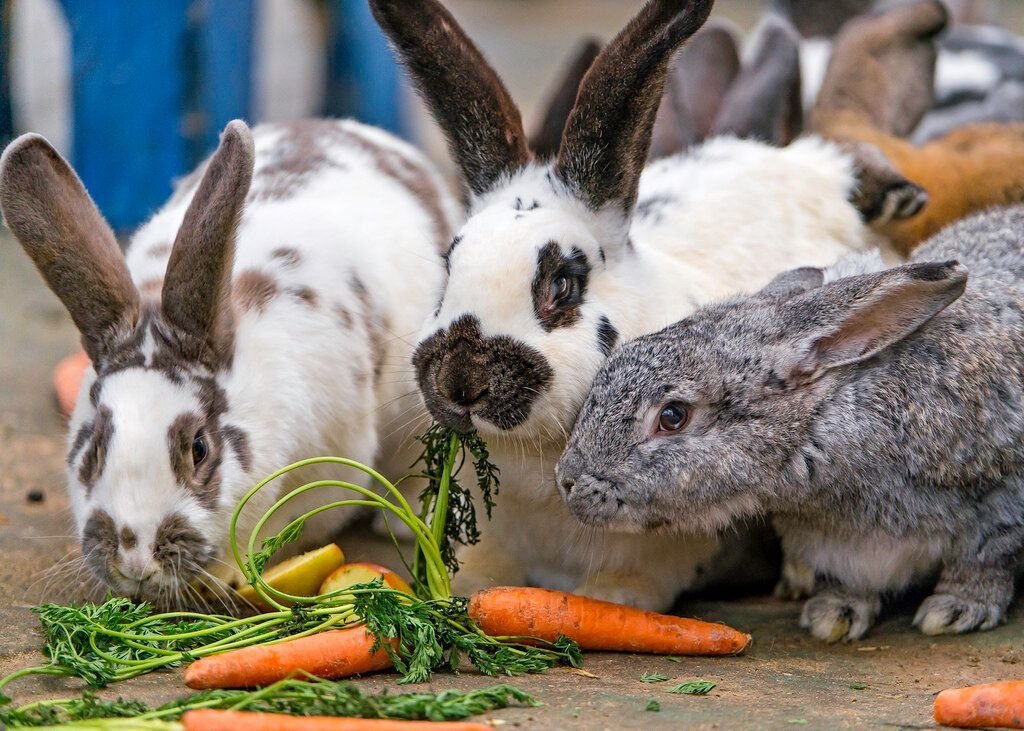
[712,15,803,145]
[162,120,254,369]
[555,0,715,213]
[370,0,530,198]
[531,38,603,160]
[811,0,948,137]
[649,19,740,158]
[0,134,139,363]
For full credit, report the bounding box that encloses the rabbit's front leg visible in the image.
[914,562,1016,636]
[573,570,681,612]
[800,588,882,642]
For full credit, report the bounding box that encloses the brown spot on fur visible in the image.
[271,247,301,267]
[79,406,113,492]
[68,419,94,465]
[288,286,318,307]
[81,509,117,584]
[334,303,354,329]
[248,120,348,202]
[220,424,252,472]
[350,274,389,383]
[119,526,137,549]
[153,512,211,572]
[234,269,279,314]
[147,242,172,259]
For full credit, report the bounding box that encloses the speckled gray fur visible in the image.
[558,205,1024,641]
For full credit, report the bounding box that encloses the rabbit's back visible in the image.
[912,204,1024,286]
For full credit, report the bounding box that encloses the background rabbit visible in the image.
[558,205,1024,641]
[371,0,903,611]
[0,119,459,607]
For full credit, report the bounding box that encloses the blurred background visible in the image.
[5,0,1024,233]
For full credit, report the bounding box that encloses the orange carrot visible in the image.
[934,680,1024,728]
[181,709,491,731]
[468,586,751,655]
[184,626,394,689]
[53,350,90,418]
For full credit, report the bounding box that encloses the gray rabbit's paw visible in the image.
[774,559,817,601]
[800,591,881,643]
[913,593,1006,636]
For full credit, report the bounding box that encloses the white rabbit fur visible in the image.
[373,0,893,611]
[0,119,459,605]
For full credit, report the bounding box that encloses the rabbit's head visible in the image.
[0,122,254,599]
[556,260,966,533]
[372,0,714,439]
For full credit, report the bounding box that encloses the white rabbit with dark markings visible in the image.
[0,119,458,606]
[558,205,1024,640]
[370,0,899,611]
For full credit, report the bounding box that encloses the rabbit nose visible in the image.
[451,381,488,407]
[560,477,576,495]
[438,353,489,408]
[116,553,157,582]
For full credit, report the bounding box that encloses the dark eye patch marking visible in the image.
[597,316,619,356]
[78,406,114,492]
[68,419,95,465]
[220,423,252,472]
[167,412,221,510]
[531,242,590,331]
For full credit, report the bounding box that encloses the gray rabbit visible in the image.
[557,205,1024,642]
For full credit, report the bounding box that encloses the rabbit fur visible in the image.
[558,204,1024,640]
[371,0,898,611]
[0,119,459,606]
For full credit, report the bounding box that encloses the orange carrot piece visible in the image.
[184,626,394,689]
[468,586,751,655]
[181,709,492,731]
[53,350,90,418]
[934,680,1024,728]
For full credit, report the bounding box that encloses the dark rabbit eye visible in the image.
[192,434,209,466]
[550,275,571,302]
[657,402,690,433]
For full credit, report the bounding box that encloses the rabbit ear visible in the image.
[162,120,254,370]
[780,260,966,384]
[370,0,530,197]
[649,19,741,158]
[811,0,948,138]
[531,38,603,161]
[771,0,873,39]
[0,134,139,363]
[555,0,714,214]
[711,15,803,145]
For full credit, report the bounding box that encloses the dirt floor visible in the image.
[1,228,1023,730]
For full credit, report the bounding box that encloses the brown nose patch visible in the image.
[414,314,554,432]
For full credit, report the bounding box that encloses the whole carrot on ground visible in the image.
[934,680,1024,728]
[184,626,394,689]
[181,709,492,731]
[468,587,751,655]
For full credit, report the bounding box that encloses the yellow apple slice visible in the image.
[237,543,345,610]
[319,561,414,597]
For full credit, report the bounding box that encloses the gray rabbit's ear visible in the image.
[780,260,966,384]
[0,134,139,363]
[162,120,254,370]
[711,15,803,145]
[531,38,603,160]
[555,0,714,214]
[756,267,824,300]
[370,0,530,198]
[649,19,741,159]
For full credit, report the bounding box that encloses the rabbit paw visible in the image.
[800,591,881,643]
[773,559,817,601]
[875,181,928,223]
[574,574,676,612]
[913,593,1006,636]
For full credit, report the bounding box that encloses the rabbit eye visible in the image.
[657,402,690,433]
[550,275,571,302]
[192,434,209,466]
